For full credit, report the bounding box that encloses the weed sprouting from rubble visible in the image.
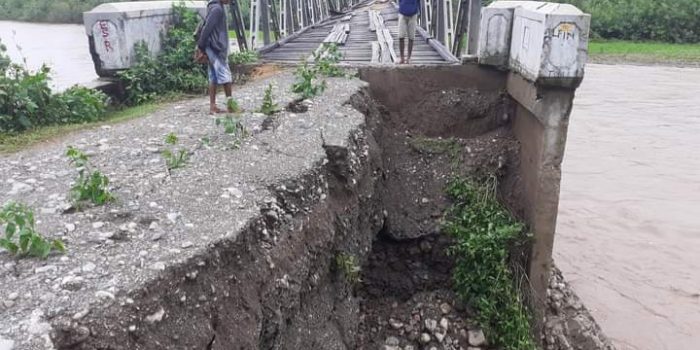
[258,84,280,116]
[0,201,65,258]
[162,132,189,170]
[66,146,114,206]
[216,115,248,149]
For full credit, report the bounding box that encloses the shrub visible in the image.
[550,0,700,43]
[444,176,535,350]
[0,39,107,132]
[229,50,259,65]
[0,201,65,258]
[117,3,207,105]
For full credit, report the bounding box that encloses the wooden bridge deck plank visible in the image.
[261,3,452,65]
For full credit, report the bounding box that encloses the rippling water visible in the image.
[0,21,98,91]
[556,64,700,350]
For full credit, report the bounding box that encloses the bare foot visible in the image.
[406,58,411,65]
[209,106,225,115]
[399,58,405,64]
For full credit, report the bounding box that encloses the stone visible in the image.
[82,262,97,273]
[439,317,449,331]
[227,187,243,198]
[181,241,194,249]
[403,346,415,350]
[73,308,91,320]
[150,262,166,271]
[65,223,76,232]
[9,182,33,195]
[420,333,431,344]
[145,307,165,324]
[424,318,438,332]
[440,302,452,314]
[389,318,404,329]
[469,329,487,346]
[92,222,105,229]
[95,291,115,300]
[167,212,180,224]
[435,331,445,342]
[460,328,468,339]
[7,292,18,301]
[385,336,400,346]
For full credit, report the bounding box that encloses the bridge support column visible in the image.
[476,0,591,336]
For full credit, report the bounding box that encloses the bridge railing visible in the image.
[418,0,481,58]
[241,0,361,50]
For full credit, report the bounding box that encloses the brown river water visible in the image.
[1,20,699,350]
[556,64,700,350]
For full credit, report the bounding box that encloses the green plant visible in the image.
[335,252,361,284]
[291,61,326,100]
[0,201,65,258]
[66,146,114,206]
[162,133,188,170]
[227,97,241,113]
[444,176,535,350]
[0,38,107,133]
[313,43,344,77]
[216,115,248,149]
[117,3,206,105]
[229,50,259,65]
[258,84,279,116]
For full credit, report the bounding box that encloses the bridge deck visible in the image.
[260,2,455,64]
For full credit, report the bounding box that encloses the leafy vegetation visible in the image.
[314,43,344,77]
[66,146,114,206]
[117,3,207,105]
[162,132,189,170]
[291,61,326,100]
[227,97,241,113]
[0,201,65,258]
[258,84,279,116]
[229,50,259,65]
[0,102,161,154]
[548,0,700,43]
[0,39,108,133]
[216,115,248,149]
[444,176,535,350]
[335,252,362,285]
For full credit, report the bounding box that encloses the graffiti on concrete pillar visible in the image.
[98,20,114,52]
[92,20,123,69]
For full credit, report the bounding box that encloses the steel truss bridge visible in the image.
[229,0,483,64]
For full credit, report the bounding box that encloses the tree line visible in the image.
[1,0,699,43]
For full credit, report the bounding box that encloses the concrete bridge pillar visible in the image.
[476,0,591,329]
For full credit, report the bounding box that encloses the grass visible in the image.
[0,102,161,154]
[588,40,700,65]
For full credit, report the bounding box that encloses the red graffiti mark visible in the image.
[98,20,112,52]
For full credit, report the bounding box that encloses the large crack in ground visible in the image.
[0,67,613,350]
